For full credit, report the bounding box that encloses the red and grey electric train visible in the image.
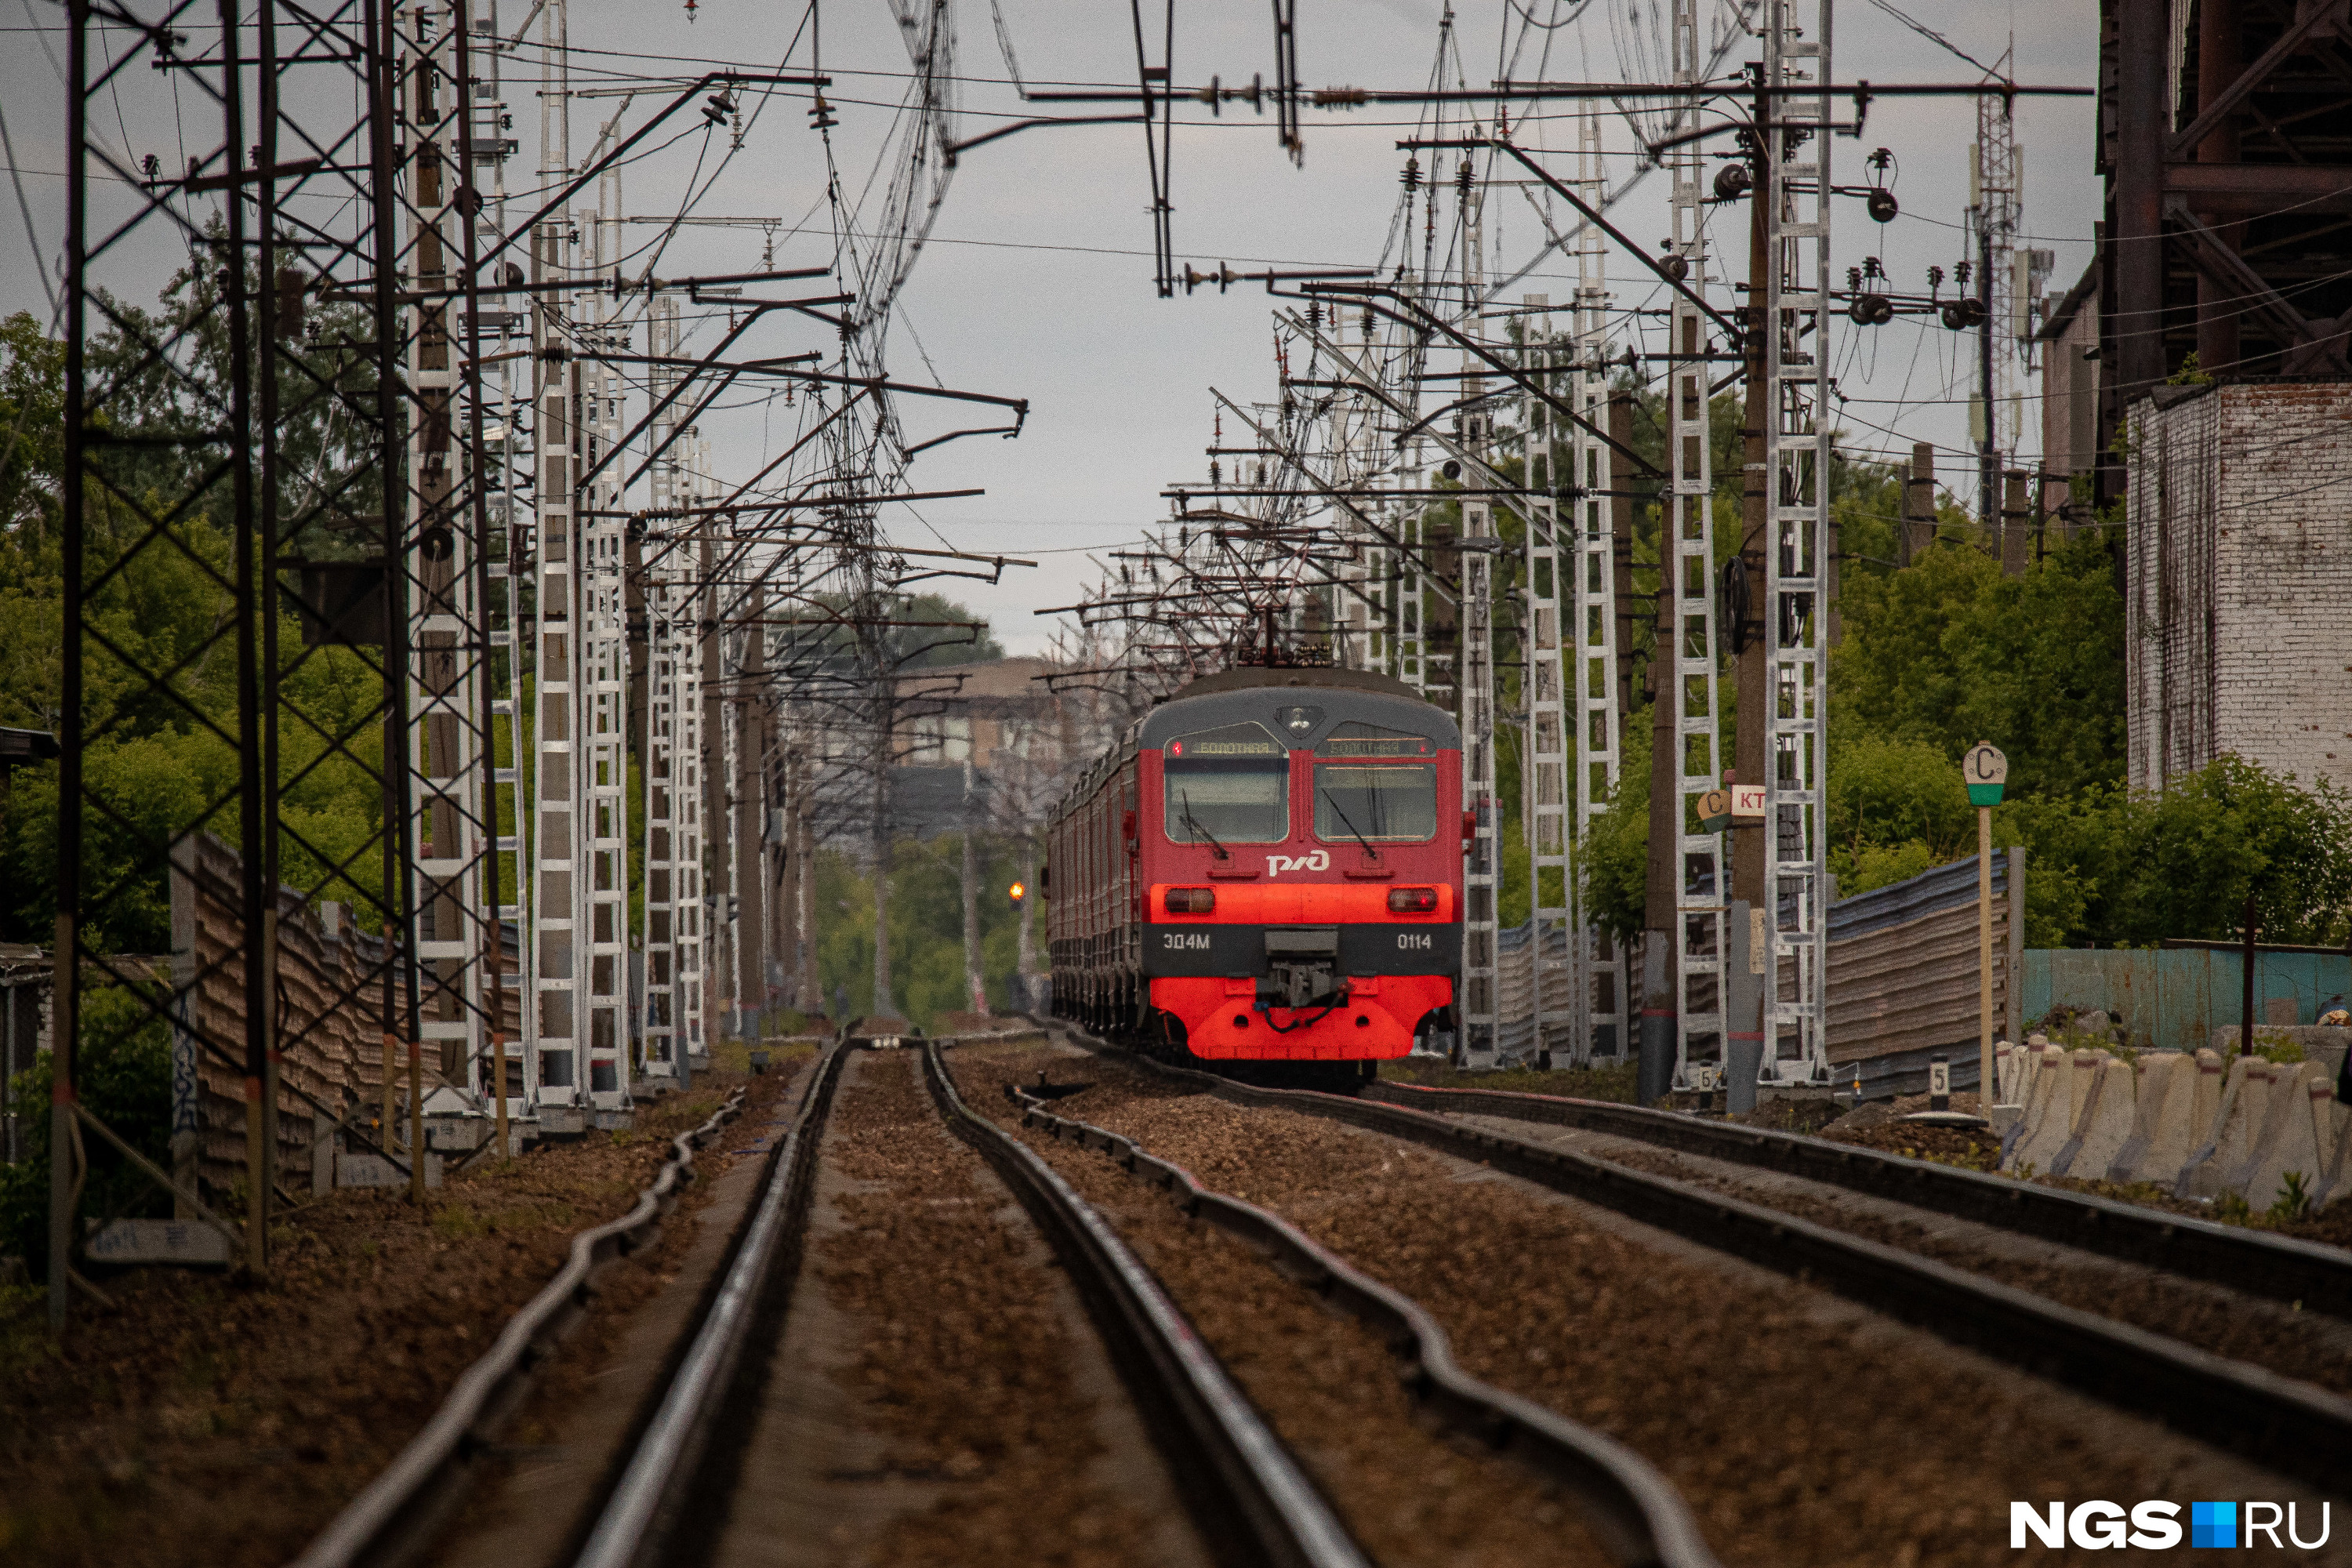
[1044,664,1465,1082]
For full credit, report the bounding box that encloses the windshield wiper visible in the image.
[1322,788,1381,861]
[1179,789,1229,860]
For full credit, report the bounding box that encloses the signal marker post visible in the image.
[1964,742,2009,1105]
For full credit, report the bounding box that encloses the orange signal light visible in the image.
[1008,881,1027,903]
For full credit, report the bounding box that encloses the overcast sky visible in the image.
[0,0,2097,654]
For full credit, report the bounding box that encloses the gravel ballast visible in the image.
[1477,1116,2352,1399]
[979,1038,2352,1567]
[709,1047,1208,1568]
[956,1043,1622,1568]
[0,1072,789,1568]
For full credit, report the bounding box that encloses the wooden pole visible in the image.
[1979,805,1994,1103]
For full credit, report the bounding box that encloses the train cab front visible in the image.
[1149,881,1460,1059]
[1135,688,1464,1062]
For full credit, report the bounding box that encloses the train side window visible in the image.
[1312,762,1439,843]
[1163,722,1289,845]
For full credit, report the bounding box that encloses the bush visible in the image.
[0,979,176,1281]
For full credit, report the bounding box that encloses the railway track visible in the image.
[1362,1076,2352,1319]
[988,1056,1718,1568]
[1034,1022,2352,1504]
[299,1019,2352,1568]
[305,1032,1514,1568]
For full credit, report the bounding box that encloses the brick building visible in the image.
[2125,380,2352,792]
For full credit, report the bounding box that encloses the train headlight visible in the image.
[1388,887,1439,914]
[1163,887,1216,914]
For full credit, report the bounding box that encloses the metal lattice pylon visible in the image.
[640,299,706,1080]
[1565,112,1626,1063]
[55,0,432,1317]
[1457,470,1501,1068]
[473,3,532,1123]
[1520,295,1572,1067]
[1759,0,1834,1084]
[400,6,513,1114]
[1975,85,2024,475]
[1668,0,1730,1091]
[579,172,634,1106]
[526,0,584,1116]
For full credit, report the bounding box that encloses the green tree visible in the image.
[1999,757,2352,949]
[1,978,176,1271]
[812,831,1029,1028]
[1832,526,2126,802]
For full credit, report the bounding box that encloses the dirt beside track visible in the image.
[956,1043,1615,1568]
[976,1038,2352,1568]
[708,1047,1204,1568]
[0,1068,792,1568]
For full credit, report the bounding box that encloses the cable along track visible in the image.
[1052,1027,2352,1498]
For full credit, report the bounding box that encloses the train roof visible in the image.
[1160,664,1428,703]
[1046,665,1460,828]
[1136,663,1459,753]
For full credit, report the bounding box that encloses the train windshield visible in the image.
[1313,763,1439,843]
[1163,723,1290,844]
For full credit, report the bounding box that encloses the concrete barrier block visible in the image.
[2239,1060,2332,1210]
[2314,1086,2352,1209]
[2183,1058,2273,1197]
[2008,1044,2077,1174]
[2223,1059,2310,1198]
[2108,1051,2192,1185]
[2190,1047,2223,1147]
[2063,1051,2139,1180]
[2176,1051,2247,1197]
[2006,1033,2053,1106]
[336,1151,443,1189]
[425,1114,488,1152]
[2052,1050,2121,1178]
[84,1218,234,1266]
[2046,1050,2097,1176]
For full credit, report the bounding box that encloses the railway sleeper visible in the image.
[1002,1080,1721,1568]
[1082,1034,2352,1501]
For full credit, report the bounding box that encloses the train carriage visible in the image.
[1045,665,1465,1076]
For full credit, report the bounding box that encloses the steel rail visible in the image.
[572,1044,850,1568]
[1361,1079,2352,1321]
[1045,1025,2352,1497]
[918,1039,1373,1568]
[1004,1085,1722,1568]
[288,1083,758,1568]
